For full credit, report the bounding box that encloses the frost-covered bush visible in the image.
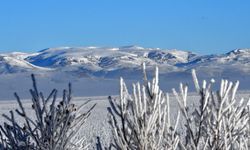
[107,64,249,150]
[173,70,250,149]
[0,74,96,150]
[106,64,180,150]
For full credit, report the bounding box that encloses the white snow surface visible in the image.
[0,92,249,148]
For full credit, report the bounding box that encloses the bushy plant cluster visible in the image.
[0,64,249,150]
[0,74,96,150]
[172,70,249,149]
[103,64,250,150]
[104,64,179,150]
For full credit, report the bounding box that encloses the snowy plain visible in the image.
[0,91,249,148]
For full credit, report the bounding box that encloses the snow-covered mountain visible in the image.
[21,46,195,78]
[1,46,250,78]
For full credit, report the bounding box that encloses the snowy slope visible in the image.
[22,46,197,78]
[26,46,197,68]
[181,49,250,78]
[0,54,51,74]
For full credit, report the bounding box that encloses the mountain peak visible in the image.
[227,48,250,55]
[119,45,145,50]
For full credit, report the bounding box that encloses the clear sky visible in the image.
[0,0,250,54]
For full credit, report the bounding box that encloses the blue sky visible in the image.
[0,0,250,54]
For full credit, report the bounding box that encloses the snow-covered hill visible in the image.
[1,46,250,99]
[1,46,250,78]
[0,53,51,74]
[21,46,197,78]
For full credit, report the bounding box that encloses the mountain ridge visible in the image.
[1,46,250,79]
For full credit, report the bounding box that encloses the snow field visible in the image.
[0,92,249,148]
